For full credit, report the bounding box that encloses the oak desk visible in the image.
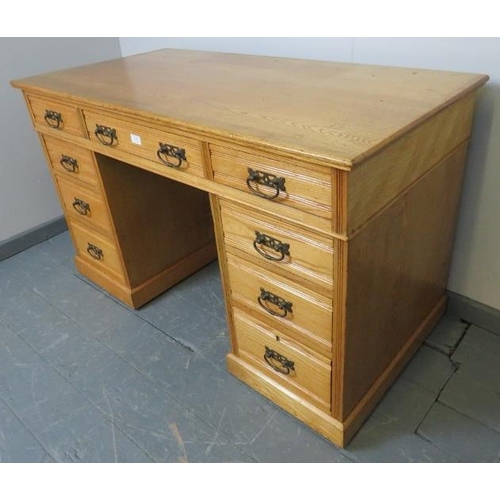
[12,50,488,447]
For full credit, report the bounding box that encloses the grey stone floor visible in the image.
[0,231,499,462]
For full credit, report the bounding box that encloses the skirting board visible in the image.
[447,290,500,336]
[0,216,67,262]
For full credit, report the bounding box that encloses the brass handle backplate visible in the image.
[44,110,63,129]
[253,231,290,262]
[72,198,90,216]
[258,287,293,318]
[86,243,103,260]
[264,346,295,375]
[60,155,78,173]
[157,142,187,168]
[246,168,286,200]
[95,124,117,146]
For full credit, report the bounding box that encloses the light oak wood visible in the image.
[226,253,333,355]
[211,145,332,219]
[55,175,113,235]
[43,135,100,189]
[12,49,488,448]
[13,50,487,167]
[220,199,334,293]
[233,308,332,410]
[84,110,205,178]
[343,296,446,443]
[208,194,238,353]
[33,122,337,236]
[227,354,345,446]
[347,93,476,235]
[68,219,125,281]
[27,95,85,137]
[341,143,469,417]
[95,154,216,289]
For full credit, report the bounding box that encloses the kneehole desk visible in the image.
[12,49,488,447]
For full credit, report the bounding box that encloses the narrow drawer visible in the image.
[234,309,332,410]
[211,145,333,219]
[27,95,85,137]
[227,254,333,354]
[83,110,205,178]
[220,199,334,293]
[69,220,124,280]
[56,176,112,235]
[43,136,99,188]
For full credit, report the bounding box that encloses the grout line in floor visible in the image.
[0,391,58,463]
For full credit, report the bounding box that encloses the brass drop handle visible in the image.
[60,155,78,173]
[157,142,187,168]
[264,346,295,375]
[246,168,286,200]
[253,231,290,262]
[72,198,90,216]
[258,287,293,318]
[86,243,103,260]
[44,110,63,129]
[94,124,117,146]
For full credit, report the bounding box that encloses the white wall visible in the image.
[120,37,500,310]
[0,38,121,242]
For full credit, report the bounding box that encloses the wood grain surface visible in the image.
[12,49,488,167]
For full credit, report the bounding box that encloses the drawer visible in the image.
[234,309,331,410]
[211,145,333,219]
[227,254,333,354]
[43,136,99,188]
[69,220,124,280]
[56,176,112,235]
[27,95,85,137]
[220,199,334,292]
[83,110,205,178]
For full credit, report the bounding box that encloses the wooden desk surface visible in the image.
[12,49,488,168]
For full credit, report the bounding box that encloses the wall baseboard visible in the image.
[0,216,68,262]
[447,290,500,336]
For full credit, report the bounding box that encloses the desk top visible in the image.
[12,49,488,168]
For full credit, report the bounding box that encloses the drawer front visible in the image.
[83,110,205,177]
[28,95,85,137]
[44,136,99,187]
[234,309,331,409]
[69,220,124,280]
[56,176,112,235]
[220,199,334,292]
[227,254,333,353]
[211,145,332,219]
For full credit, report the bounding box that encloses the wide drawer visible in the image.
[56,176,113,235]
[44,136,99,188]
[220,199,334,293]
[211,145,333,219]
[227,254,333,354]
[83,110,205,178]
[69,219,124,281]
[27,95,85,137]
[234,309,331,410]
